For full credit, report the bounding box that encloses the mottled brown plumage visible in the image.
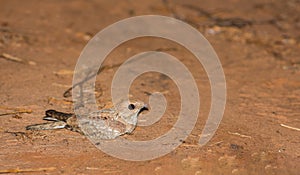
[26,101,148,139]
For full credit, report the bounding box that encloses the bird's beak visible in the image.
[143,104,149,110]
[138,104,149,115]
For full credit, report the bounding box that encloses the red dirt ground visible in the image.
[0,0,299,174]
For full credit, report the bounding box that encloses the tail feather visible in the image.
[26,121,66,131]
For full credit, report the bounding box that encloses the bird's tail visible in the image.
[26,121,66,131]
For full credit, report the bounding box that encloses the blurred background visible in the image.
[0,0,299,174]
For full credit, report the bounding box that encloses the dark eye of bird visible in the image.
[128,104,135,110]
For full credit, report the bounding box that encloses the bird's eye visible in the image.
[128,104,135,110]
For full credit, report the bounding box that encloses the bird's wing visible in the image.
[74,110,128,139]
[43,110,74,122]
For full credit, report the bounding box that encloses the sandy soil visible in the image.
[0,0,299,174]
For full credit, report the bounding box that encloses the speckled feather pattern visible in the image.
[26,101,147,139]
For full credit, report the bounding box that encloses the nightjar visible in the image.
[26,100,148,139]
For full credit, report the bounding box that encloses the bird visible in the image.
[26,100,148,139]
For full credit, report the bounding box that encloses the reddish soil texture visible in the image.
[0,0,299,174]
